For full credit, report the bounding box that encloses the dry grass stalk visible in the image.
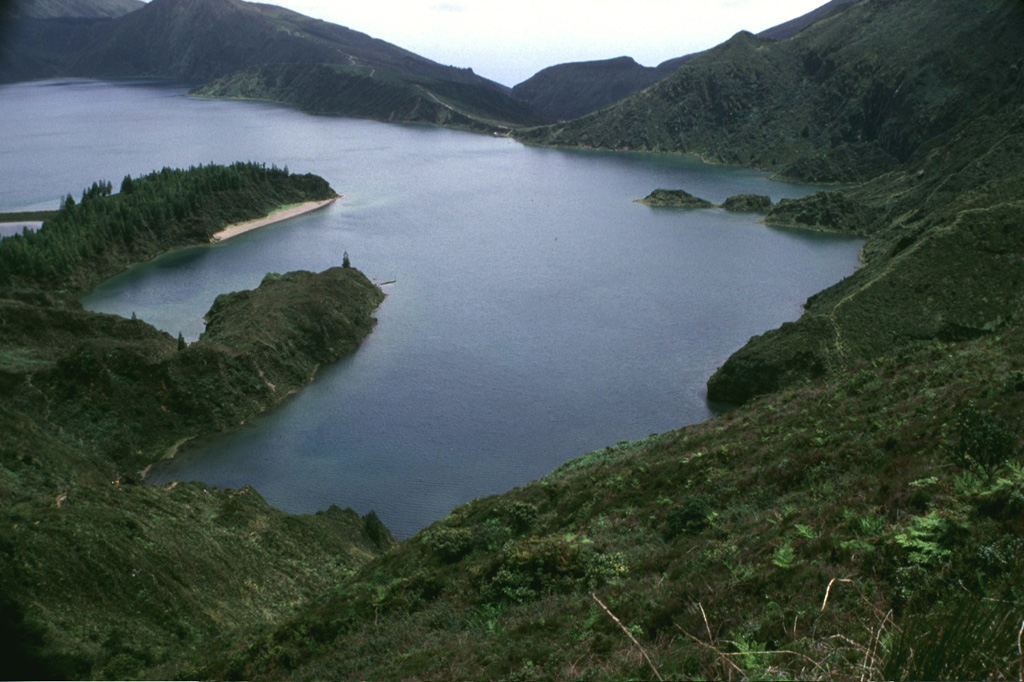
[861,609,892,682]
[821,577,854,612]
[678,626,745,680]
[591,592,664,682]
[1017,618,1023,682]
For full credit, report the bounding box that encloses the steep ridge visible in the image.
[757,0,859,40]
[511,0,862,123]
[0,0,549,129]
[512,56,672,122]
[516,0,1019,183]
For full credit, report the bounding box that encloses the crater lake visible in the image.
[0,79,864,538]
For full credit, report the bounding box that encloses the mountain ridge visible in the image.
[6,0,143,19]
[515,0,1020,182]
[0,0,506,90]
[0,0,550,129]
[511,0,863,122]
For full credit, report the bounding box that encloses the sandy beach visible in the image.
[210,197,338,242]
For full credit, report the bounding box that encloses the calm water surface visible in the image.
[0,80,863,537]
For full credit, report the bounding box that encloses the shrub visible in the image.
[483,535,626,604]
[423,527,475,563]
[664,496,713,539]
[953,403,1018,475]
[505,501,538,534]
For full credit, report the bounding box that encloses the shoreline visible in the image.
[210,197,338,242]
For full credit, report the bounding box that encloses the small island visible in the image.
[637,188,715,208]
[720,193,774,213]
[638,188,774,213]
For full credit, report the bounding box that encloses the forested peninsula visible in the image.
[0,162,337,293]
[0,163,391,679]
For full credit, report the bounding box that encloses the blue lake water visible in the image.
[0,79,864,537]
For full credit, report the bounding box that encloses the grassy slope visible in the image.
[511,57,667,122]
[707,84,1024,403]
[1,0,505,88]
[509,1,860,124]
[190,329,1024,681]
[0,172,391,680]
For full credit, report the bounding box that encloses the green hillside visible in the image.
[516,0,1024,404]
[512,57,671,122]
[510,0,860,123]
[517,0,1022,183]
[187,327,1024,681]
[166,2,1024,679]
[0,0,504,87]
[193,62,552,132]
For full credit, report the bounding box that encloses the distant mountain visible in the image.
[7,0,142,18]
[512,0,862,122]
[0,0,549,128]
[0,0,507,88]
[517,0,1014,182]
[511,57,672,122]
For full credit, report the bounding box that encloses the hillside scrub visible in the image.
[187,329,1024,681]
[708,109,1024,403]
[4,1,1024,678]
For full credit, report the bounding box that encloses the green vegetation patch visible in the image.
[0,162,335,293]
[637,188,715,208]
[721,194,773,213]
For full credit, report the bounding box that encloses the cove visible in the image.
[0,80,864,538]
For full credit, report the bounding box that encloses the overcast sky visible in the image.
[248,0,833,87]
